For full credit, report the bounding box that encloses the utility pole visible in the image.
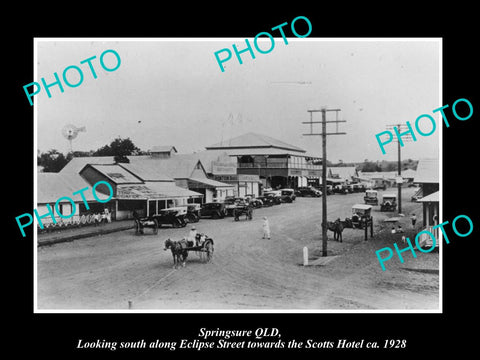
[303,108,346,257]
[386,124,413,214]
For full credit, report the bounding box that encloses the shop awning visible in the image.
[417,191,439,203]
[188,177,235,189]
[117,182,203,200]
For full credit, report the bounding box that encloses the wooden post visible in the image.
[303,246,309,266]
[321,109,328,257]
[370,217,374,238]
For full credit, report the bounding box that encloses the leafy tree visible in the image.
[361,161,382,172]
[92,137,141,163]
[38,149,69,172]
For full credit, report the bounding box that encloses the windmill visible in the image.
[61,124,86,153]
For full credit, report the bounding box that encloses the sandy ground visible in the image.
[37,187,439,311]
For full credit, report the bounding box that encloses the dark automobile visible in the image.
[353,183,367,193]
[185,203,200,223]
[263,191,282,205]
[256,195,274,207]
[200,202,226,219]
[152,207,187,228]
[280,188,296,203]
[295,186,322,197]
[245,194,263,208]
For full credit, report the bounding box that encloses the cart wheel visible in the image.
[205,241,214,262]
[153,219,159,234]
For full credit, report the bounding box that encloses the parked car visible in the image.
[346,204,373,229]
[256,195,273,207]
[263,191,282,205]
[295,186,322,197]
[380,193,397,212]
[245,195,263,208]
[363,189,378,205]
[152,207,187,228]
[333,184,348,194]
[184,203,201,223]
[200,202,226,219]
[352,183,366,193]
[280,188,296,203]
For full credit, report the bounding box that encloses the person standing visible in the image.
[262,216,270,240]
[411,213,417,228]
[187,226,197,246]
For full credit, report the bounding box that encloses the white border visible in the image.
[33,37,443,314]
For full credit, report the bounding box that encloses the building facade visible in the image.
[205,132,322,190]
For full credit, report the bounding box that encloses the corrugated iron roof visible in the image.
[126,156,205,180]
[116,183,202,200]
[414,159,439,184]
[150,145,177,153]
[417,190,439,202]
[85,164,143,184]
[189,177,234,188]
[206,132,306,153]
[36,173,109,204]
[59,156,116,176]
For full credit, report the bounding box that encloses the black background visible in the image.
[7,4,478,357]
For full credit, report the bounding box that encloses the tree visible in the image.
[92,137,141,163]
[38,149,69,172]
[361,161,381,172]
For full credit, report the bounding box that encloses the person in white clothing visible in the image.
[262,216,271,240]
[187,226,197,246]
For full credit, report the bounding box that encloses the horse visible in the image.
[164,238,189,269]
[322,218,344,242]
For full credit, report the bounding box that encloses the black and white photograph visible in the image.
[33,38,441,312]
[9,6,478,356]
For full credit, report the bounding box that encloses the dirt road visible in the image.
[37,187,439,311]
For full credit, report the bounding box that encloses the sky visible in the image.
[36,38,441,163]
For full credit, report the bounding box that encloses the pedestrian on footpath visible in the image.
[262,216,270,240]
[411,213,417,229]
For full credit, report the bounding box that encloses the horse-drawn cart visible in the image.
[164,234,214,268]
[233,203,253,221]
[134,217,159,235]
[134,207,187,235]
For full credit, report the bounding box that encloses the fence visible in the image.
[37,212,112,233]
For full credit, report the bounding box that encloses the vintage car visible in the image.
[152,207,188,228]
[364,189,379,205]
[280,188,296,203]
[256,195,274,207]
[263,190,282,204]
[380,193,397,212]
[245,194,263,208]
[352,183,367,193]
[200,202,226,219]
[185,203,201,223]
[295,186,322,197]
[346,204,373,229]
[333,184,349,194]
